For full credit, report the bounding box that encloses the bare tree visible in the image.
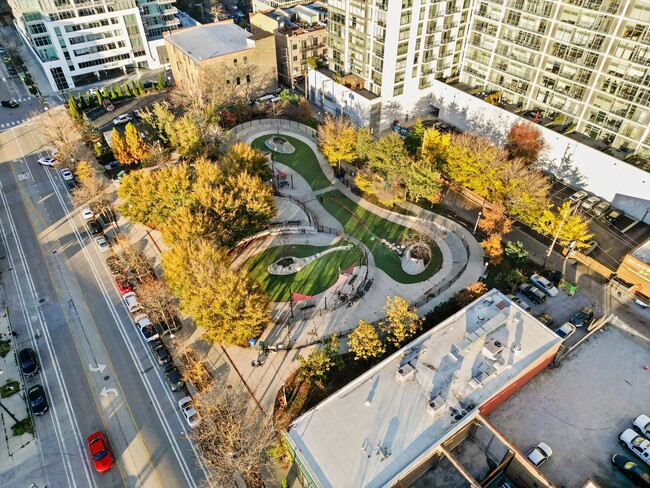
[38,109,86,165]
[192,386,276,488]
[114,235,156,283]
[136,277,179,333]
[70,176,107,206]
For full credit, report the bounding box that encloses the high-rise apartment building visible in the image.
[310,0,650,159]
[9,0,180,91]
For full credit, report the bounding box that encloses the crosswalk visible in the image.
[0,95,33,128]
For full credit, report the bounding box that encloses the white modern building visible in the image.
[307,0,650,222]
[9,0,180,91]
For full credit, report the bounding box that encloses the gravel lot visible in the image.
[488,321,650,488]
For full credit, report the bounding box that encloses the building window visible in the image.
[234,58,238,64]
[243,56,248,63]
[394,84,404,96]
[236,77,241,85]
[246,74,251,83]
[50,66,69,90]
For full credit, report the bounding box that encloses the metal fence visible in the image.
[230,118,318,140]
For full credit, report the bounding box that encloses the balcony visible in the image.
[163,7,178,15]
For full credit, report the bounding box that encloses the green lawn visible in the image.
[250,134,333,191]
[243,242,365,302]
[319,190,442,283]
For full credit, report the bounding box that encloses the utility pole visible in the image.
[544,204,572,268]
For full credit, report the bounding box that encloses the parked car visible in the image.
[549,270,564,286]
[593,201,611,217]
[134,314,160,343]
[570,307,594,327]
[28,385,49,416]
[149,339,171,366]
[536,313,555,327]
[37,157,56,167]
[131,109,142,120]
[67,180,77,190]
[620,429,650,466]
[179,396,202,428]
[529,273,559,297]
[122,291,142,313]
[164,365,184,392]
[1,99,19,108]
[634,415,650,438]
[143,80,154,90]
[102,99,114,112]
[115,278,133,294]
[518,283,546,304]
[568,190,588,204]
[18,347,39,377]
[606,209,623,224]
[611,453,650,487]
[60,168,74,181]
[88,87,99,96]
[581,195,600,210]
[87,431,114,473]
[555,322,576,340]
[526,442,553,467]
[112,114,132,126]
[86,219,103,236]
[81,207,94,220]
[95,236,110,252]
[507,294,532,313]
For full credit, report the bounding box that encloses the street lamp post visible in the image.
[544,204,572,268]
[473,211,482,233]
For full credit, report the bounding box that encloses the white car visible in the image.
[95,236,110,252]
[112,114,132,126]
[526,442,552,467]
[634,415,650,438]
[555,322,576,340]
[134,314,159,342]
[88,88,98,96]
[179,396,202,428]
[81,207,94,219]
[593,201,611,217]
[568,190,588,203]
[529,273,559,297]
[620,429,650,465]
[38,157,56,167]
[122,291,143,313]
[581,195,600,210]
[60,168,74,181]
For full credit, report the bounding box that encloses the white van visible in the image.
[122,292,142,314]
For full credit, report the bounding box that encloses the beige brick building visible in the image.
[164,20,278,99]
[250,3,327,89]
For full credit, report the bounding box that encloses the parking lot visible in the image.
[488,320,650,488]
[514,272,602,349]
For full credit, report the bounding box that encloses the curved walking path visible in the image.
[232,119,485,347]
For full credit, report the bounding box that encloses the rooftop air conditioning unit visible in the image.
[396,362,415,383]
[427,396,446,417]
[482,337,505,361]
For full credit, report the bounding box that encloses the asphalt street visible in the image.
[0,105,206,485]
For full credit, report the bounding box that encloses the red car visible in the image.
[102,99,114,112]
[87,431,114,473]
[115,278,133,294]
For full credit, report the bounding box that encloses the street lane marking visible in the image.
[89,363,107,373]
[100,387,119,398]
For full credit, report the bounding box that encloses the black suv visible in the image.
[518,283,546,304]
[1,99,18,108]
[570,307,594,327]
[164,365,184,392]
[87,219,103,236]
[149,339,171,366]
[18,348,40,377]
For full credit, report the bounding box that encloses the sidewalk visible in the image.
[0,308,43,487]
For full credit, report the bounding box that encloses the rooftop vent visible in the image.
[482,337,505,360]
[396,362,415,383]
[427,395,446,417]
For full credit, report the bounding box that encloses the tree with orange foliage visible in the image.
[505,121,545,163]
[482,234,504,264]
[478,203,514,236]
[455,282,488,308]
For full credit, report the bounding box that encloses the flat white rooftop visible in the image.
[286,289,562,488]
[165,22,254,63]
